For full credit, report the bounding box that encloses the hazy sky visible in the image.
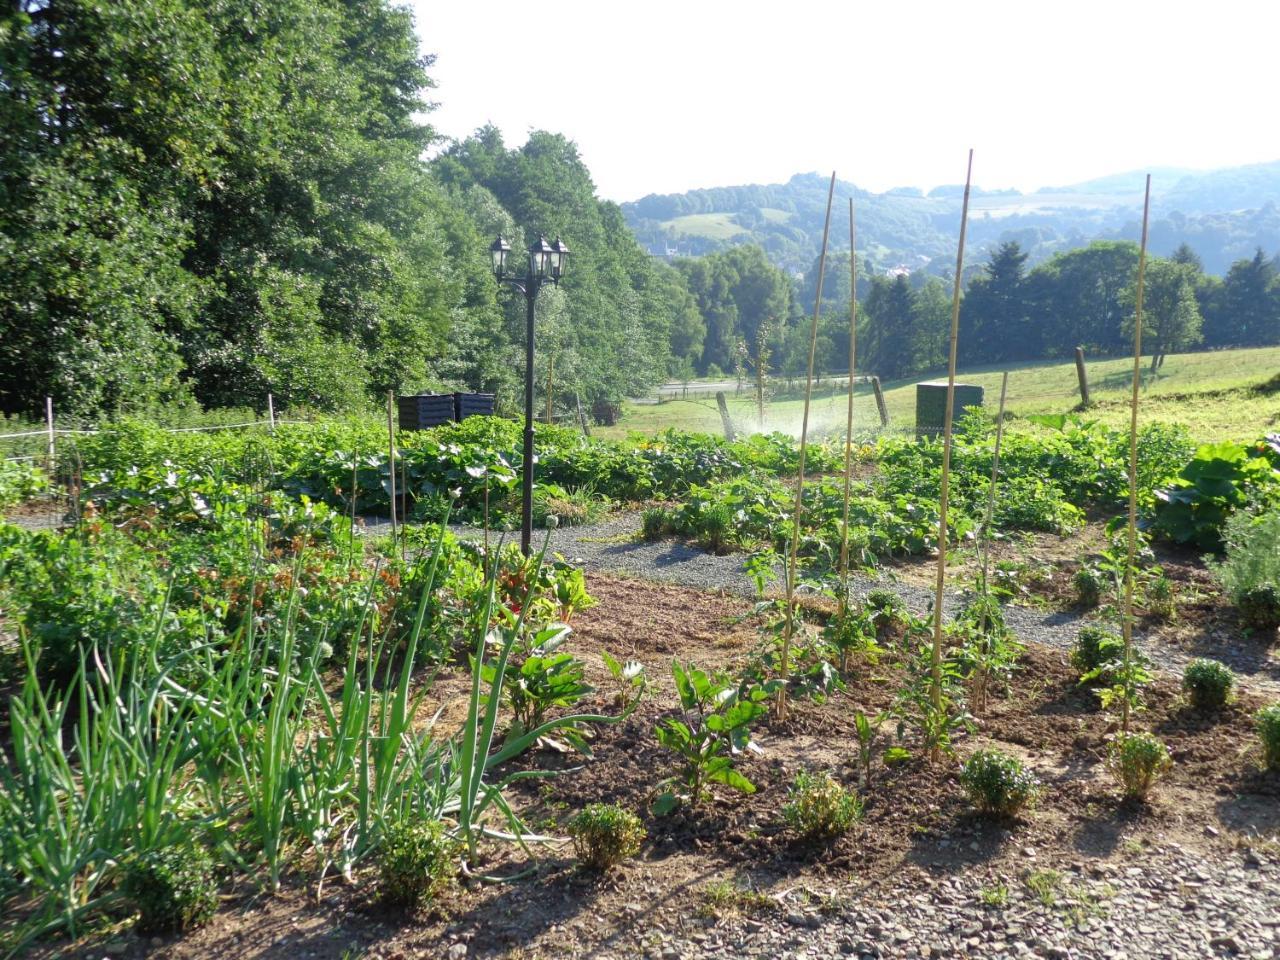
[412,0,1279,203]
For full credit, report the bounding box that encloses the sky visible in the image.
[412,0,1280,203]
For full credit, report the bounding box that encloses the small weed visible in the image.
[980,883,1009,907]
[698,878,776,918]
[1024,868,1062,907]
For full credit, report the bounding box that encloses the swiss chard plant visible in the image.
[653,662,771,813]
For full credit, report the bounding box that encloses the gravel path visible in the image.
[362,511,1280,696]
[598,844,1280,960]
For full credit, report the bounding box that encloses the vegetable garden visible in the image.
[1,412,1279,958]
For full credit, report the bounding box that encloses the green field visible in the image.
[659,212,747,240]
[607,345,1280,443]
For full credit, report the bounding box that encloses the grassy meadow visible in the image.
[605,345,1280,443]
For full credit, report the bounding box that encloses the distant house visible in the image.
[886,264,912,278]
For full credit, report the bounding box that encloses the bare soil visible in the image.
[42,570,1280,960]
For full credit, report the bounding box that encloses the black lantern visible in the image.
[489,235,511,279]
[529,235,554,280]
[551,237,570,281]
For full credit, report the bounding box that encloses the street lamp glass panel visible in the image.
[552,238,570,280]
[489,235,510,279]
[529,235,553,280]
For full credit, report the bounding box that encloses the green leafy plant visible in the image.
[601,650,648,711]
[376,818,457,909]
[781,769,862,839]
[852,710,884,790]
[823,605,881,673]
[1153,440,1280,551]
[1258,703,1280,770]
[891,634,975,762]
[1210,509,1280,629]
[1073,565,1104,608]
[1144,573,1176,619]
[641,506,672,541]
[566,803,645,871]
[959,749,1041,818]
[1182,658,1235,710]
[954,592,1023,715]
[653,662,770,812]
[1071,626,1123,679]
[1105,732,1172,800]
[121,843,219,934]
[482,623,592,744]
[865,589,909,644]
[1238,586,1280,631]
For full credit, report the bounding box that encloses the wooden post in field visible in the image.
[871,376,889,428]
[838,199,859,627]
[45,396,55,473]
[1121,175,1152,734]
[386,391,398,549]
[778,171,837,722]
[267,392,277,432]
[929,149,975,743]
[715,392,736,441]
[1074,347,1091,407]
[575,391,592,437]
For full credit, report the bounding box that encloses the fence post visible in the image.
[1074,347,1091,407]
[575,391,592,437]
[871,377,890,427]
[715,391,736,441]
[267,393,276,432]
[45,396,55,473]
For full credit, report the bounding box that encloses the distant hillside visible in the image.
[621,162,1280,276]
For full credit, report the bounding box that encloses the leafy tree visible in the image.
[1026,242,1140,357]
[1122,258,1204,371]
[1217,249,1279,346]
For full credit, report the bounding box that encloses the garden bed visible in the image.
[34,573,1280,960]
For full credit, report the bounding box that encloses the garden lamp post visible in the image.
[490,233,570,555]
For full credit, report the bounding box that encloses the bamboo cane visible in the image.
[929,150,975,732]
[386,391,398,551]
[777,170,837,722]
[974,370,1009,714]
[1122,175,1152,734]
[838,199,859,623]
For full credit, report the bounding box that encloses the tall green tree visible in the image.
[959,241,1032,364]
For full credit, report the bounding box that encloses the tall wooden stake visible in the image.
[838,199,859,622]
[929,150,975,730]
[386,391,398,550]
[778,171,837,722]
[1122,175,1152,734]
[974,370,1009,715]
[45,396,55,474]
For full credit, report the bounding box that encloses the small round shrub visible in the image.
[377,818,457,909]
[1070,626,1122,679]
[1106,732,1172,800]
[959,748,1041,818]
[1238,585,1280,631]
[1258,703,1280,771]
[567,803,646,871]
[696,502,734,553]
[121,843,219,934]
[1073,566,1104,609]
[781,769,863,839]
[1182,658,1235,710]
[641,507,671,541]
